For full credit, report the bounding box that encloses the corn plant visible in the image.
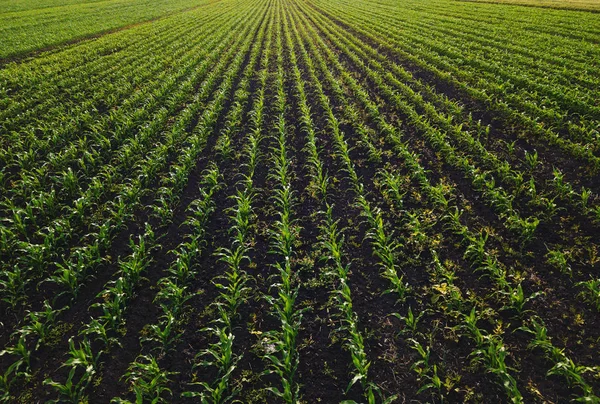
[520,318,599,401]
[115,355,176,404]
[409,339,444,400]
[576,278,600,312]
[460,308,523,403]
[545,248,572,276]
[0,336,31,379]
[500,283,544,317]
[44,337,100,404]
[17,301,63,349]
[469,335,522,404]
[393,306,425,335]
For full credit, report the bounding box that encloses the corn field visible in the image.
[1,0,600,401]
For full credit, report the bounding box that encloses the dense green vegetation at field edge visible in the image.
[0,0,210,59]
[458,0,600,12]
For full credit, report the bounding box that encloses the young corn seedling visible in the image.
[116,355,176,404]
[155,278,195,318]
[376,167,407,210]
[520,318,599,401]
[500,283,543,317]
[0,267,28,310]
[46,264,82,300]
[469,335,522,404]
[545,248,572,276]
[463,232,488,267]
[460,308,523,403]
[185,327,240,402]
[0,363,20,401]
[392,306,425,335]
[579,187,592,210]
[81,319,119,348]
[44,338,100,404]
[44,366,90,404]
[524,150,539,171]
[142,312,182,352]
[576,278,600,311]
[357,194,410,301]
[409,339,444,400]
[0,336,31,378]
[18,300,63,349]
[552,168,575,199]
